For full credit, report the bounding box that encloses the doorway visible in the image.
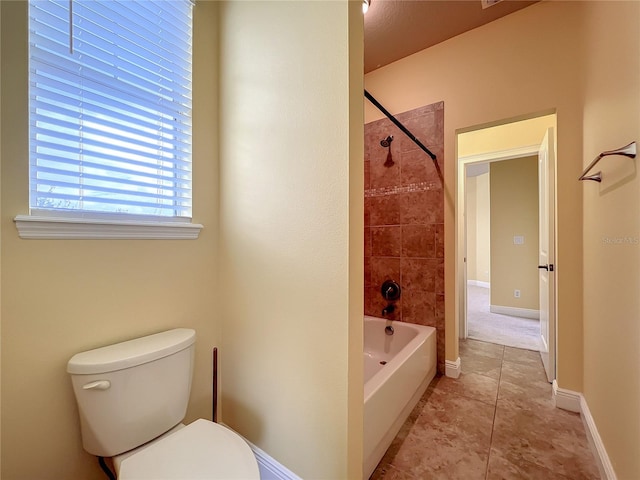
[456,113,557,382]
[465,157,541,351]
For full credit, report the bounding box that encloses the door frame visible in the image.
[457,144,541,340]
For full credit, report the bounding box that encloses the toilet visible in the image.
[67,328,259,479]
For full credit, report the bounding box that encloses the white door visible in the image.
[538,128,556,382]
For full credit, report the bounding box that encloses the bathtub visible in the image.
[363,316,437,479]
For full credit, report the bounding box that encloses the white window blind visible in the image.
[29,0,193,219]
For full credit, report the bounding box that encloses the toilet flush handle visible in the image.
[82,380,111,391]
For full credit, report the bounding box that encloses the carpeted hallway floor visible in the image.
[467,284,542,351]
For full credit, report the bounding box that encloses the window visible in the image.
[17,0,201,239]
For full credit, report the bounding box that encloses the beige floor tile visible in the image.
[376,384,494,480]
[374,385,440,472]
[382,422,490,480]
[497,379,555,412]
[370,343,600,480]
[460,351,503,379]
[500,358,549,385]
[460,339,505,359]
[486,448,574,480]
[491,405,600,480]
[503,346,543,367]
[370,463,419,480]
[432,371,499,406]
[498,361,554,411]
[415,387,495,439]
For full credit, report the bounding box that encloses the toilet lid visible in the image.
[118,419,260,479]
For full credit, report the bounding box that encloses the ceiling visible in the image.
[364,0,539,73]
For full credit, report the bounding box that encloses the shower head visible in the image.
[380,136,393,148]
[381,135,395,167]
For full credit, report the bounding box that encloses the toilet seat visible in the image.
[118,419,260,479]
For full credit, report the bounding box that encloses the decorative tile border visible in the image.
[365,181,439,198]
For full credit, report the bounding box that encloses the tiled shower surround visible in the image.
[364,101,445,373]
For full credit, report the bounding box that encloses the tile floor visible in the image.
[371,339,601,479]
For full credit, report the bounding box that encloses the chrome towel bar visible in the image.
[579,141,636,182]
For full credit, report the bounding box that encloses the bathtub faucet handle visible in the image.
[381,280,401,301]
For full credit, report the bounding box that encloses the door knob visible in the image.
[538,264,554,271]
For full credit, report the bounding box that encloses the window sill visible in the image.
[14,215,203,240]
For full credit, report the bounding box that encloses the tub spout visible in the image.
[382,304,395,316]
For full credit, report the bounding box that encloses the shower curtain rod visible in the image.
[364,90,437,162]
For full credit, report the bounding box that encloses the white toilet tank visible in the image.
[67,328,196,457]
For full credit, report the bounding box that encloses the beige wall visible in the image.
[2,0,636,478]
[581,2,640,478]
[466,172,490,284]
[1,2,219,478]
[365,0,585,390]
[218,2,363,478]
[0,2,3,472]
[1,2,364,479]
[458,114,556,157]
[366,1,640,477]
[347,4,365,474]
[2,2,363,478]
[466,176,478,281]
[489,158,539,310]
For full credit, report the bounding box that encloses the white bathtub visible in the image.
[363,315,437,479]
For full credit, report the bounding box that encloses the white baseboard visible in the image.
[445,357,461,378]
[552,382,617,480]
[580,395,617,480]
[220,423,301,480]
[251,444,301,480]
[467,280,490,288]
[490,304,540,319]
[552,380,581,412]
